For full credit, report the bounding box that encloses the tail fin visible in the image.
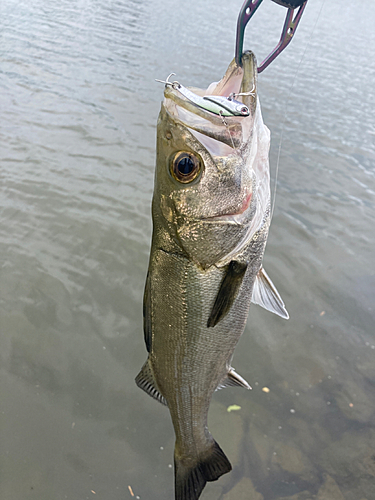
[174,440,232,500]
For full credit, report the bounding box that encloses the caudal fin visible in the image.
[174,440,232,500]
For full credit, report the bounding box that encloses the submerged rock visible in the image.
[319,428,375,477]
[318,428,375,499]
[278,491,313,500]
[316,474,344,500]
[223,477,264,500]
[270,441,316,482]
[336,380,375,423]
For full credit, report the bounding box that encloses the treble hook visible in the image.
[155,73,181,89]
[235,0,308,72]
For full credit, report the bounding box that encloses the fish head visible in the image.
[153,51,271,269]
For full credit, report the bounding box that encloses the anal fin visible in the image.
[252,267,289,319]
[216,369,252,391]
[135,359,167,406]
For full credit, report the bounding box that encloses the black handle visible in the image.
[271,0,306,8]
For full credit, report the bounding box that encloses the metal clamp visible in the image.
[235,0,308,72]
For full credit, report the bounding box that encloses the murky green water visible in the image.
[1,0,374,499]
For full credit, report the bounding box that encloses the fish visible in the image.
[135,51,289,500]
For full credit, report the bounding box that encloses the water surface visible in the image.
[1,1,375,499]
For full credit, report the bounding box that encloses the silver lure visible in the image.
[156,73,250,117]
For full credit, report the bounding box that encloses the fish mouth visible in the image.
[163,52,258,155]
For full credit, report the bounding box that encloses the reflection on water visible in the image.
[1,0,374,499]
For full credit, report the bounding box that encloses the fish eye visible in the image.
[170,152,201,184]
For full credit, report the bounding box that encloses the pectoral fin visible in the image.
[135,359,167,406]
[252,267,289,319]
[143,271,152,352]
[216,369,252,391]
[207,261,248,328]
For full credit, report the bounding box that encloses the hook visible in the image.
[155,73,181,89]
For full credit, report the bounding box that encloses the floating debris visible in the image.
[262,387,270,393]
[227,405,242,412]
[128,485,134,497]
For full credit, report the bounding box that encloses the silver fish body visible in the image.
[136,52,288,500]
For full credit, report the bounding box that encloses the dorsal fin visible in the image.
[251,267,289,319]
[135,359,167,406]
[207,261,248,328]
[216,369,252,391]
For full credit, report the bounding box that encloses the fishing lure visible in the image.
[156,73,251,117]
